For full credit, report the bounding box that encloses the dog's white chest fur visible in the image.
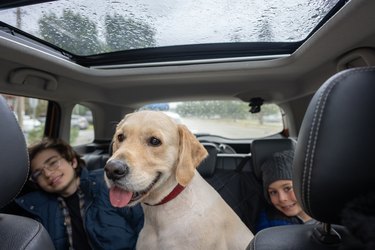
[136,172,253,250]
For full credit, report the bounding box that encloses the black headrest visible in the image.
[0,95,29,208]
[293,67,375,224]
[82,154,109,171]
[197,143,218,178]
[251,138,296,181]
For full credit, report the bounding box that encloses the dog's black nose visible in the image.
[104,159,129,181]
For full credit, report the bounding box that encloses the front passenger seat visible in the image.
[248,67,375,249]
[0,95,55,250]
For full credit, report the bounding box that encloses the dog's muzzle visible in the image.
[104,159,129,181]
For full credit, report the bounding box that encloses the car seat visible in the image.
[248,67,375,249]
[0,95,55,249]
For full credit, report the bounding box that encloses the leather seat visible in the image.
[83,153,109,171]
[248,67,375,249]
[0,95,55,250]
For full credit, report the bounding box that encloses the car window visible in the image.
[70,104,94,146]
[1,94,47,145]
[140,100,283,139]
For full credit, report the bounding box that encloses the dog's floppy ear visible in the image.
[176,124,208,186]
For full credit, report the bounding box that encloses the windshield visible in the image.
[140,100,283,139]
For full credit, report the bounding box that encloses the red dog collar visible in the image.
[147,184,185,206]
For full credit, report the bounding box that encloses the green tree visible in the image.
[24,98,48,118]
[252,104,281,125]
[73,104,90,116]
[175,101,281,125]
[261,104,280,116]
[176,101,248,119]
[27,127,45,145]
[258,19,273,42]
[38,10,103,55]
[105,13,156,50]
[38,10,156,55]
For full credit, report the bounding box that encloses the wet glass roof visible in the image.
[0,0,343,65]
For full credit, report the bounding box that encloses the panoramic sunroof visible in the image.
[0,0,343,64]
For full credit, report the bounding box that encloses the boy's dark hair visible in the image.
[28,137,85,176]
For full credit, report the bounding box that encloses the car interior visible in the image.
[0,95,54,249]
[0,0,374,249]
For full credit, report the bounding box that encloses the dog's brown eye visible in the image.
[117,133,125,142]
[148,137,161,146]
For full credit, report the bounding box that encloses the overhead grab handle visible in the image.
[337,48,375,71]
[8,68,58,91]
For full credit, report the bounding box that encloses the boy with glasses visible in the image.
[15,138,144,250]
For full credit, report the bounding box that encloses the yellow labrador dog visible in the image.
[104,110,253,250]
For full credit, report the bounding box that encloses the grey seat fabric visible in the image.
[249,67,375,249]
[0,95,55,250]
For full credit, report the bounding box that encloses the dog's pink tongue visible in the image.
[109,186,133,208]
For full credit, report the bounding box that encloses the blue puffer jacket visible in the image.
[15,168,144,250]
[255,209,301,233]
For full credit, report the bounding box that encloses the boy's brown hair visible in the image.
[28,137,85,176]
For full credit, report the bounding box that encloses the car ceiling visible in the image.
[0,0,374,110]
